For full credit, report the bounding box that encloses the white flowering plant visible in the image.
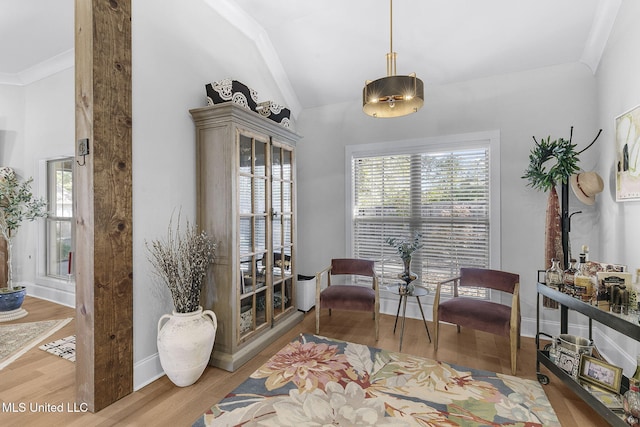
[146,215,216,313]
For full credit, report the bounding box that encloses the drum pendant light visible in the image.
[363,0,424,118]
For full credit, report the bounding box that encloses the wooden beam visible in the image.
[75,0,133,412]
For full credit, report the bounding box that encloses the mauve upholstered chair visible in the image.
[315,258,379,340]
[433,268,520,375]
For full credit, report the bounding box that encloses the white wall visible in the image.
[130,0,291,388]
[0,84,25,168]
[0,68,74,300]
[296,62,599,334]
[591,0,640,374]
[597,0,640,277]
[0,83,26,287]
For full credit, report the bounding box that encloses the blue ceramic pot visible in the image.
[0,286,26,311]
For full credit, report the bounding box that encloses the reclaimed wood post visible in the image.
[75,0,133,412]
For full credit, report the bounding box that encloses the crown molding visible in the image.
[580,0,621,74]
[0,72,22,86]
[205,0,302,118]
[0,49,74,86]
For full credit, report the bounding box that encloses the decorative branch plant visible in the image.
[386,232,424,261]
[386,232,423,289]
[146,215,216,313]
[0,167,48,290]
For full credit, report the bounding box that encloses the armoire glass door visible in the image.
[238,132,269,340]
[271,143,294,320]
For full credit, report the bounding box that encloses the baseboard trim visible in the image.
[23,281,75,308]
[133,352,164,391]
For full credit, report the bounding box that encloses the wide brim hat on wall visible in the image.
[570,171,604,205]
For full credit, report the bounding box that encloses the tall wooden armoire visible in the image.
[190,103,303,372]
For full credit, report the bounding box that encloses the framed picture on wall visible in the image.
[615,104,640,201]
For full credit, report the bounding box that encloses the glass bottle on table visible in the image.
[563,258,577,296]
[544,258,563,309]
[574,254,593,303]
[623,378,640,426]
[545,258,563,291]
[632,355,640,382]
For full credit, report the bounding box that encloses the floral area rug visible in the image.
[193,333,560,426]
[0,318,72,370]
[39,335,75,362]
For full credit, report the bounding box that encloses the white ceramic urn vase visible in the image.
[157,306,217,387]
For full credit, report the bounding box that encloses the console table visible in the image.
[537,282,640,426]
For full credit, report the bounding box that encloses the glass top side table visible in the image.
[388,284,432,351]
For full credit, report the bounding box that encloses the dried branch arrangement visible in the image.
[146,215,216,313]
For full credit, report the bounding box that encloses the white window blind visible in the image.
[349,137,494,295]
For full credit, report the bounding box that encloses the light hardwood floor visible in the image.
[0,296,610,426]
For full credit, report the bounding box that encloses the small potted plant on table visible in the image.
[0,167,48,320]
[386,232,423,294]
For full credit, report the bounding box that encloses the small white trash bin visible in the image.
[296,275,315,312]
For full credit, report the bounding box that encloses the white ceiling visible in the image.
[0,0,74,83]
[0,0,620,114]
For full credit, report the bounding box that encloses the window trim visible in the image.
[36,155,75,288]
[345,130,502,281]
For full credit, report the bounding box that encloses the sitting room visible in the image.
[1,1,639,426]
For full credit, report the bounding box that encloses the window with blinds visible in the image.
[348,134,497,296]
[46,158,74,280]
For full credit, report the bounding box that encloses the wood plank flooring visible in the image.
[0,296,610,426]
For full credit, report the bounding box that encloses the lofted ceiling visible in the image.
[0,0,74,84]
[0,0,620,115]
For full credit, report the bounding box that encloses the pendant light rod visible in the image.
[386,0,397,77]
[389,0,393,54]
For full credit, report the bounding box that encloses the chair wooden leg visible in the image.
[315,307,320,334]
[432,306,439,350]
[510,337,517,375]
[510,327,518,375]
[374,312,379,341]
